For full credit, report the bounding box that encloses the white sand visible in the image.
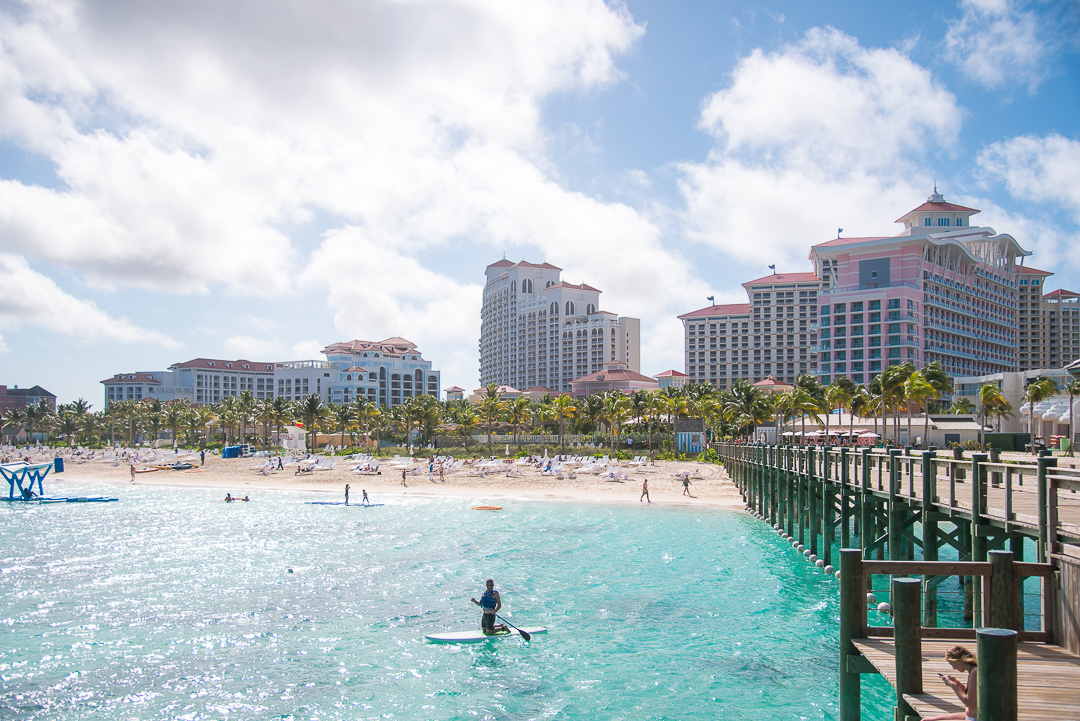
[48,455,746,509]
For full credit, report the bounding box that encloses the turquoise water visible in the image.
[1,481,893,720]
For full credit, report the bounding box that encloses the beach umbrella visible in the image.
[859,432,880,438]
[781,431,795,436]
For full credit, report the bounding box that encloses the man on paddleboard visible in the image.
[471,579,508,635]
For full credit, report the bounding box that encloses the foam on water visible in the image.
[0,481,893,720]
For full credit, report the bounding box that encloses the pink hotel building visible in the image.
[681,191,1031,387]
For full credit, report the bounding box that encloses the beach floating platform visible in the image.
[3,496,118,503]
[471,506,502,511]
[305,502,385,506]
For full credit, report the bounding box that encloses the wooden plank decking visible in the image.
[854,638,1080,720]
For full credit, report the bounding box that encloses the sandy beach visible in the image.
[48,454,746,509]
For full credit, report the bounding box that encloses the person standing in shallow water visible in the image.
[344,483,350,506]
[471,579,507,635]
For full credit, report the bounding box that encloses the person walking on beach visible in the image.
[682,475,692,496]
[361,489,370,506]
[200,450,205,466]
[439,465,445,483]
[130,463,136,483]
[640,478,650,503]
[924,646,977,720]
[401,468,408,488]
[471,579,507,635]
[277,456,284,471]
[344,483,350,506]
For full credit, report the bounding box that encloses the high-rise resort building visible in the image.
[479,260,641,393]
[1016,267,1080,370]
[809,189,1030,384]
[678,273,822,388]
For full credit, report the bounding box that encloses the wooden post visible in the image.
[787,451,796,538]
[989,550,1016,631]
[888,449,902,562]
[922,451,939,627]
[823,447,834,567]
[808,446,818,556]
[971,453,988,629]
[839,549,865,721]
[977,628,1018,721]
[1037,456,1057,563]
[892,577,923,721]
[841,447,851,549]
[861,448,872,557]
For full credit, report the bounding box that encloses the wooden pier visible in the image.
[716,443,1080,720]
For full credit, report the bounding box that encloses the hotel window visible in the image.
[888,299,900,310]
[869,300,881,311]
[938,217,949,226]
[924,217,932,226]
[851,302,863,312]
[870,360,882,371]
[870,336,881,347]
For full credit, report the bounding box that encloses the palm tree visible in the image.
[922,361,953,414]
[724,379,771,440]
[823,383,850,440]
[479,384,506,456]
[880,362,915,445]
[947,397,976,414]
[1065,378,1080,458]
[268,396,293,447]
[506,397,532,450]
[1023,376,1057,453]
[977,383,1006,450]
[774,391,795,442]
[848,387,870,442]
[790,387,822,442]
[297,394,325,452]
[600,391,632,456]
[56,411,79,446]
[903,371,936,448]
[2,406,27,444]
[331,402,355,449]
[552,394,577,452]
[237,391,257,444]
[163,401,188,449]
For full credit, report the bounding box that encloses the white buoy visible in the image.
[867,593,877,604]
[803,549,812,558]
[834,570,842,579]
[815,559,825,568]
[809,554,818,562]
[773,524,780,530]
[824,565,835,575]
[797,544,805,552]
[877,602,891,615]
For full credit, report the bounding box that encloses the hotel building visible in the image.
[1017,267,1080,371]
[809,190,1029,384]
[679,273,822,388]
[103,338,441,408]
[479,260,640,393]
[322,337,440,407]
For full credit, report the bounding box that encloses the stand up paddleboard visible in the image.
[425,627,547,643]
[304,502,385,506]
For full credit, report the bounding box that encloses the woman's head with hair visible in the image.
[945,645,977,667]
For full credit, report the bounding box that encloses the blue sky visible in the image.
[0,0,1078,406]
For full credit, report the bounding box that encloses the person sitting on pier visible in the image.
[925,645,977,721]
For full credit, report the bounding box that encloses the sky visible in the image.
[1,0,1078,406]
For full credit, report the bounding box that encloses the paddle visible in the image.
[493,613,532,642]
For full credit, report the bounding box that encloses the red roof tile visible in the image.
[101,373,163,384]
[654,369,689,378]
[570,367,658,385]
[895,201,979,222]
[812,236,891,249]
[679,303,751,319]
[487,259,514,268]
[168,358,275,371]
[743,272,820,285]
[1044,289,1079,298]
[1016,265,1053,276]
[546,281,601,293]
[445,386,465,392]
[487,259,562,271]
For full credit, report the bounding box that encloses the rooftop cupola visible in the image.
[895,189,979,232]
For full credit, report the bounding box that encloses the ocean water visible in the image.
[0,481,894,720]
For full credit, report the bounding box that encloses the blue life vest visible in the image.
[480,590,497,610]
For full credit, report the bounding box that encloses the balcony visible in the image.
[820,280,918,295]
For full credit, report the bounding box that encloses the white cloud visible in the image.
[680,27,961,266]
[290,340,325,361]
[942,0,1048,91]
[223,335,281,360]
[0,253,179,348]
[977,133,1080,221]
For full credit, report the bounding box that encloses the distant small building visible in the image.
[675,417,705,453]
[469,385,522,404]
[0,385,56,413]
[654,369,689,390]
[444,386,465,401]
[752,376,794,395]
[569,361,659,398]
[521,386,561,401]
